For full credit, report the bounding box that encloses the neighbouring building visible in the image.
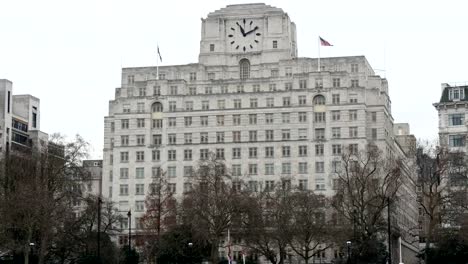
[102,3,419,263]
[71,160,103,216]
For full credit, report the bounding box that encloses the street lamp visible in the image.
[188,242,193,264]
[29,242,35,264]
[346,241,351,264]
[127,210,132,252]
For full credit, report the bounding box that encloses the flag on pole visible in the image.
[319,36,333,46]
[157,45,162,62]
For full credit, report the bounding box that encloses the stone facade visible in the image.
[102,3,419,262]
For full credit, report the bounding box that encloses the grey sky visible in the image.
[1,0,467,158]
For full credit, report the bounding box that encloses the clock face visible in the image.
[227,18,262,52]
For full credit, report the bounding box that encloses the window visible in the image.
[299,162,308,174]
[189,86,197,95]
[296,179,307,190]
[249,181,258,192]
[168,167,176,178]
[169,86,178,95]
[135,201,145,212]
[169,101,176,112]
[282,146,291,157]
[299,79,307,89]
[285,82,293,91]
[168,183,176,193]
[217,115,225,126]
[127,75,134,84]
[282,163,291,174]
[313,95,325,105]
[332,161,341,173]
[137,135,145,145]
[265,163,274,175]
[351,63,359,73]
[184,149,192,160]
[152,150,160,161]
[250,98,258,108]
[448,87,465,100]
[249,131,257,142]
[218,100,226,109]
[249,114,257,125]
[123,104,131,113]
[233,114,241,125]
[121,119,129,129]
[272,40,278,48]
[349,95,358,103]
[298,95,306,105]
[332,127,341,138]
[315,128,325,140]
[252,84,260,92]
[120,184,129,196]
[332,144,342,155]
[232,165,242,176]
[120,168,129,179]
[185,101,194,111]
[349,144,358,155]
[234,99,242,109]
[153,86,161,96]
[285,67,292,77]
[331,110,340,121]
[332,94,340,104]
[315,78,323,88]
[200,132,208,143]
[184,166,193,177]
[449,114,464,126]
[349,110,357,121]
[232,131,241,142]
[216,132,225,143]
[152,119,162,128]
[239,59,250,79]
[205,86,213,94]
[168,117,176,127]
[121,135,129,146]
[332,78,341,87]
[137,118,145,128]
[216,148,225,159]
[299,145,308,156]
[282,130,290,140]
[190,72,197,81]
[200,149,209,160]
[269,84,277,91]
[111,122,115,132]
[265,146,274,158]
[314,112,326,122]
[202,101,209,110]
[265,181,275,191]
[297,112,307,123]
[315,144,324,156]
[249,147,258,158]
[168,134,176,145]
[349,127,358,138]
[120,152,129,162]
[159,73,166,80]
[266,98,274,107]
[265,113,274,124]
[283,97,291,106]
[168,150,176,161]
[232,148,241,159]
[210,44,215,51]
[449,135,465,147]
[351,79,359,87]
[299,128,308,139]
[266,130,274,141]
[282,113,290,123]
[249,164,258,175]
[315,162,324,173]
[200,116,208,126]
[371,128,378,140]
[184,133,192,144]
[236,85,244,93]
[135,184,144,195]
[136,151,145,162]
[137,102,145,113]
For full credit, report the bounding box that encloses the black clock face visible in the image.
[228,18,261,52]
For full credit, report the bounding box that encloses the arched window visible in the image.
[151,102,163,112]
[239,59,250,80]
[313,95,326,105]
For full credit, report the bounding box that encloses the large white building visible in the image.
[102,3,419,262]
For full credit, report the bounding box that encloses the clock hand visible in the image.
[236,22,246,36]
[244,26,259,36]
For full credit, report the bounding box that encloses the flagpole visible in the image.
[318,36,321,72]
[156,43,159,80]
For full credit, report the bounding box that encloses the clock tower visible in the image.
[198,3,297,66]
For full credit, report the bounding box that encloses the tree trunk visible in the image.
[211,238,219,264]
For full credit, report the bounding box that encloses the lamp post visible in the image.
[188,242,193,264]
[346,241,351,264]
[387,197,392,264]
[97,197,102,260]
[127,210,132,252]
[29,242,35,264]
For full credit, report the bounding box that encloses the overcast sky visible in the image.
[1,0,467,158]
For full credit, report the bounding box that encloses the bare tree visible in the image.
[181,153,240,264]
[332,144,402,261]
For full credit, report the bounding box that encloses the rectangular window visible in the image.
[123,104,130,113]
[184,149,193,160]
[252,84,260,92]
[209,44,215,52]
[299,128,308,139]
[371,128,378,140]
[265,181,275,192]
[120,168,129,179]
[315,162,324,173]
[136,151,145,162]
[349,144,359,155]
[285,67,292,77]
[135,201,145,212]
[249,164,258,175]
[184,133,192,144]
[332,110,340,121]
[269,84,277,91]
[283,97,291,106]
[120,184,129,196]
[216,132,225,143]
[121,119,129,129]
[202,101,209,110]
[168,134,176,145]
[121,135,129,146]
[168,117,177,127]
[250,98,258,108]
[282,113,290,123]
[332,78,341,87]
[139,88,146,97]
[237,85,244,93]
[232,164,242,176]
[205,86,213,94]
[299,79,307,89]
[137,118,145,128]
[266,130,274,141]
[449,88,465,100]
[299,180,308,190]
[332,161,341,173]
[265,113,274,124]
[265,163,274,175]
[282,163,291,174]
[351,79,359,87]
[200,116,208,126]
[314,112,326,122]
[168,150,177,161]
[168,183,176,193]
[271,69,279,77]
[153,86,161,96]
[332,94,340,104]
[200,132,208,143]
[332,144,342,155]
[190,72,197,81]
[137,135,145,145]
[217,115,225,126]
[249,114,257,125]
[315,128,325,140]
[152,150,160,161]
[135,184,144,195]
[232,148,241,159]
[449,135,465,147]
[249,147,258,158]
[265,146,274,158]
[233,131,241,142]
[218,100,226,109]
[185,101,194,111]
[168,166,176,178]
[282,146,290,157]
[184,166,193,177]
[349,110,358,121]
[449,114,464,126]
[351,63,359,73]
[233,114,241,125]
[315,78,323,88]
[189,86,197,95]
[120,152,129,162]
[234,99,242,109]
[170,86,178,95]
[272,40,278,48]
[249,131,257,142]
[266,98,274,107]
[298,95,306,105]
[315,144,324,156]
[282,130,290,140]
[137,102,145,112]
[349,127,358,138]
[208,72,215,80]
[332,127,341,138]
[285,82,293,91]
[169,101,176,112]
[152,119,163,128]
[299,145,308,156]
[299,162,308,174]
[152,134,162,145]
[200,149,209,160]
[216,148,225,159]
